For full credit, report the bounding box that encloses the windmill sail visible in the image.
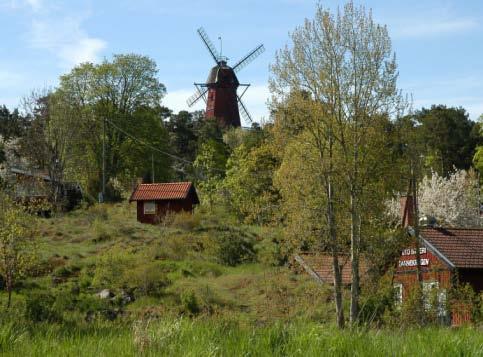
[188,26,264,127]
[187,86,208,107]
[233,45,265,73]
[197,27,220,64]
[237,96,252,123]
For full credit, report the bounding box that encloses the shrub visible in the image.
[215,230,256,266]
[181,291,200,315]
[25,292,62,323]
[126,263,171,297]
[86,204,109,224]
[170,211,201,230]
[91,218,112,243]
[91,249,136,288]
[255,235,284,266]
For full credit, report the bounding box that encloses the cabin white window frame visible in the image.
[143,201,156,215]
[422,281,447,316]
[394,283,403,307]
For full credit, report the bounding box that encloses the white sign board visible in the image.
[398,258,429,267]
[401,247,427,256]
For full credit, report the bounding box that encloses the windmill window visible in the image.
[144,201,156,215]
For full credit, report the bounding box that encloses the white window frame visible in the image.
[143,201,156,215]
[394,283,403,307]
[422,281,447,317]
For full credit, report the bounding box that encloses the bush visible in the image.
[181,291,200,315]
[126,263,171,297]
[25,292,62,323]
[92,249,136,288]
[170,211,201,230]
[215,230,256,266]
[91,218,112,243]
[86,204,109,224]
[255,233,285,266]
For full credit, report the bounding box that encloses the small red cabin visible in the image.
[394,197,483,325]
[129,182,199,224]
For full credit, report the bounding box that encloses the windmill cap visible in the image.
[206,64,239,85]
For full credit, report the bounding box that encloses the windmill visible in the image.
[186,27,265,127]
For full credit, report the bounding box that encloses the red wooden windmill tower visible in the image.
[186,27,265,127]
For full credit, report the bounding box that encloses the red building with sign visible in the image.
[129,182,199,224]
[394,196,483,325]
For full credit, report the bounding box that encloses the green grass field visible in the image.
[1,319,482,356]
[1,203,482,356]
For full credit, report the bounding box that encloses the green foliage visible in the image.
[181,290,200,315]
[224,140,280,224]
[399,105,480,176]
[0,193,38,307]
[91,249,137,288]
[214,230,256,266]
[0,142,5,164]
[194,138,229,206]
[56,54,169,199]
[25,292,62,323]
[0,106,25,141]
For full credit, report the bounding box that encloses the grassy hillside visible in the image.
[1,203,482,356]
[2,203,332,323]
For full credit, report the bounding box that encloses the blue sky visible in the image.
[0,0,482,125]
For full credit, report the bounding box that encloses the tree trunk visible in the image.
[6,273,12,309]
[350,135,360,325]
[7,288,12,309]
[327,127,344,329]
[350,186,360,325]
[329,189,344,328]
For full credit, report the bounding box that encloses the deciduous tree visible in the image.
[270,1,405,325]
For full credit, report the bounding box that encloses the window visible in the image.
[422,281,447,317]
[144,201,156,214]
[394,283,403,307]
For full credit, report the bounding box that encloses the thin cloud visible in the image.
[25,0,42,11]
[394,18,478,38]
[30,17,106,68]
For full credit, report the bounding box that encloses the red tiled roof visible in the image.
[129,182,195,202]
[296,253,370,285]
[421,228,483,269]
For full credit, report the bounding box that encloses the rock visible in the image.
[85,310,95,322]
[119,289,135,304]
[97,289,114,299]
[102,309,118,321]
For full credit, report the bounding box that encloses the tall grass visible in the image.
[1,319,482,356]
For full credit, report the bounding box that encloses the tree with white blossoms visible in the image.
[387,169,481,228]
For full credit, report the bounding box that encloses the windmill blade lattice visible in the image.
[233,45,265,73]
[237,96,252,123]
[187,86,208,107]
[197,27,221,64]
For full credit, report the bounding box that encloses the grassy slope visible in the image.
[1,203,482,356]
[3,203,330,322]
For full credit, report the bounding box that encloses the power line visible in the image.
[104,117,226,174]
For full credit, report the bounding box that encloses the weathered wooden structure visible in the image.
[9,167,82,211]
[394,196,483,325]
[129,182,199,224]
[294,253,370,286]
[186,27,264,127]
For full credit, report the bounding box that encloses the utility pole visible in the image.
[101,117,106,203]
[151,153,155,183]
[477,171,481,217]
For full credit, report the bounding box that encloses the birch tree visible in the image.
[0,193,37,308]
[270,1,405,325]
